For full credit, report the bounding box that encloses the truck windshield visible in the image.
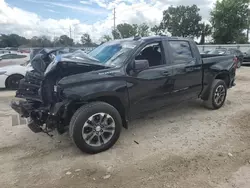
[88,40,139,67]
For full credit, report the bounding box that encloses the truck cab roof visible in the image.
[113,36,193,44]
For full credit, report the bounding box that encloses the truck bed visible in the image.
[201,54,234,65]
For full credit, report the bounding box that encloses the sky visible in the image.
[0,0,216,42]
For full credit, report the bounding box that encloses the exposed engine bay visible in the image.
[11,48,108,135]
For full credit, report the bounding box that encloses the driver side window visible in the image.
[135,42,163,67]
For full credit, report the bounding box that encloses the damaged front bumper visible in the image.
[11,100,43,133]
[11,98,73,134]
[11,100,32,118]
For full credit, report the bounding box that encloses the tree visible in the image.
[159,5,202,38]
[53,37,61,47]
[100,35,112,44]
[0,34,29,48]
[112,23,150,39]
[39,36,52,47]
[151,25,164,35]
[28,36,53,47]
[235,33,248,44]
[136,23,150,37]
[59,35,73,46]
[116,23,137,38]
[199,23,212,44]
[0,34,11,48]
[29,36,40,47]
[103,35,112,42]
[81,33,92,46]
[112,29,121,39]
[210,0,249,44]
[247,9,250,42]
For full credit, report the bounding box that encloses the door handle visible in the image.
[185,67,194,72]
[162,71,170,76]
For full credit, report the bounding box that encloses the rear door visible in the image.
[167,40,203,101]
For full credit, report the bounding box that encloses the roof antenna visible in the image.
[159,33,167,36]
[133,35,141,40]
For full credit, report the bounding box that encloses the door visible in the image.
[167,40,203,101]
[127,41,175,118]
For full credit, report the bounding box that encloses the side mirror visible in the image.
[0,57,2,61]
[133,59,149,71]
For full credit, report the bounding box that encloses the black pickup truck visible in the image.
[11,36,236,154]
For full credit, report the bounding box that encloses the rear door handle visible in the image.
[162,71,170,76]
[185,67,194,72]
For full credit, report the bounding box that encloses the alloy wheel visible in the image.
[82,113,115,147]
[214,85,226,106]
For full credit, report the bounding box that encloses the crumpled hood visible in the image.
[43,49,110,77]
[60,49,100,65]
[57,68,122,88]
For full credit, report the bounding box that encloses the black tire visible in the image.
[204,79,227,110]
[69,102,122,154]
[6,74,24,90]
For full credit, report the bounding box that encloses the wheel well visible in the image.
[201,73,230,100]
[89,96,128,129]
[5,74,24,88]
[215,73,230,87]
[66,96,128,129]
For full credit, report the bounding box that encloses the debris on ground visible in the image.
[66,171,72,175]
[218,153,223,157]
[134,140,139,144]
[103,174,111,179]
[107,166,113,173]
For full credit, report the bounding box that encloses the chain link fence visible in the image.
[198,44,250,53]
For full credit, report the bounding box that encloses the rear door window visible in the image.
[168,41,193,64]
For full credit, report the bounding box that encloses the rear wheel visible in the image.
[204,79,227,110]
[6,74,24,90]
[69,102,122,154]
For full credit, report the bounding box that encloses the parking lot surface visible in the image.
[1,67,250,188]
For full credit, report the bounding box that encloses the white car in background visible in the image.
[0,53,30,89]
[0,53,29,67]
[0,64,28,89]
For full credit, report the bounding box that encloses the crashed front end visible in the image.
[10,49,106,135]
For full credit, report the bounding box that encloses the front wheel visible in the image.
[69,102,122,154]
[204,79,227,110]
